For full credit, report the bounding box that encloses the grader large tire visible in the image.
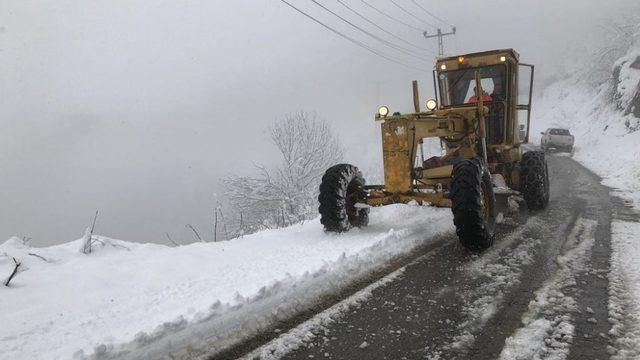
[451,158,496,250]
[520,151,550,210]
[318,164,369,232]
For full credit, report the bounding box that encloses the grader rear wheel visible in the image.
[318,164,369,232]
[450,158,496,251]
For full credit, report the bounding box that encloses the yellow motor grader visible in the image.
[318,49,549,250]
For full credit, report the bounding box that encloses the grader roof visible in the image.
[436,49,520,70]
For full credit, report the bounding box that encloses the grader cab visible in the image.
[318,49,550,250]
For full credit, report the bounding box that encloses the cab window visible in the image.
[437,65,506,106]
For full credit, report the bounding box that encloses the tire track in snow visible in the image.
[498,217,597,360]
[268,153,618,360]
[425,218,544,359]
[607,220,640,359]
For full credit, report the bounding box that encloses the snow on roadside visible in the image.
[531,56,640,210]
[608,220,640,359]
[531,46,640,359]
[498,217,598,360]
[0,203,452,360]
[239,262,408,360]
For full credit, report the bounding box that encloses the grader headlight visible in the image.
[426,99,437,111]
[378,106,389,117]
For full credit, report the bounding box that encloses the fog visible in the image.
[0,0,633,246]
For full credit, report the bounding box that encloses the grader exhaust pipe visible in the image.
[412,80,420,113]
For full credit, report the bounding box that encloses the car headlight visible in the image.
[378,106,389,117]
[426,99,437,111]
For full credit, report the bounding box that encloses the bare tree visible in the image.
[185,224,204,242]
[224,111,344,233]
[27,252,51,262]
[165,232,179,247]
[238,211,245,237]
[213,208,218,242]
[4,257,21,287]
[81,210,100,254]
[21,236,32,247]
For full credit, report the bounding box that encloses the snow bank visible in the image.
[0,204,452,360]
[240,262,408,360]
[608,220,640,359]
[531,48,640,209]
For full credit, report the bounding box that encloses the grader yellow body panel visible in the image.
[381,120,412,193]
[368,48,535,207]
[318,48,548,250]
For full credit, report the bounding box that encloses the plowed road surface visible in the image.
[216,153,640,360]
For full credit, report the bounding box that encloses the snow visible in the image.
[239,264,405,360]
[614,49,640,113]
[0,203,452,360]
[531,48,640,210]
[499,218,597,360]
[1,45,638,360]
[531,45,640,357]
[425,217,542,358]
[607,220,640,359]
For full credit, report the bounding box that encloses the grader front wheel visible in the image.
[318,164,369,232]
[451,158,496,250]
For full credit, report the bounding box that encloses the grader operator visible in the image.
[318,49,549,250]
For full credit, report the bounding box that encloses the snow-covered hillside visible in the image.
[531,47,640,209]
[0,204,452,360]
[532,45,640,357]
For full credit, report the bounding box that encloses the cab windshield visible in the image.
[438,65,506,107]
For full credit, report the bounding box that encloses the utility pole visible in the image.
[423,27,456,58]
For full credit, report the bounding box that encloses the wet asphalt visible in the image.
[227,153,639,360]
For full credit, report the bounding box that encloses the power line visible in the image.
[335,0,433,53]
[389,0,438,29]
[410,0,454,27]
[358,0,424,32]
[308,0,430,59]
[278,0,427,72]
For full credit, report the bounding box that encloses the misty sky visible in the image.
[0,0,633,246]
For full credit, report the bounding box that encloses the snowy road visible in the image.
[224,153,640,360]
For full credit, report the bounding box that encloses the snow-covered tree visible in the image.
[224,111,344,233]
[585,10,640,86]
[604,10,640,128]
